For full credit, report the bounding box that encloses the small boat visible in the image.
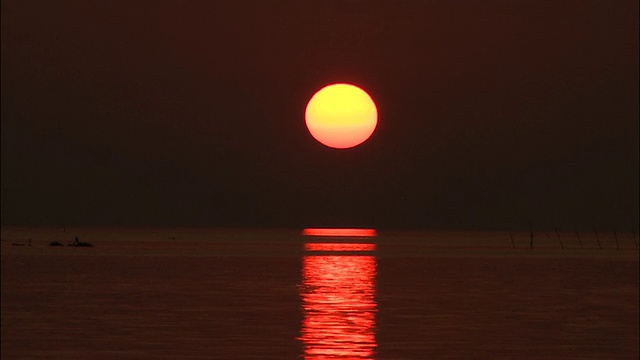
[68,237,93,247]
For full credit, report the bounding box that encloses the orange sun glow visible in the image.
[305,83,378,149]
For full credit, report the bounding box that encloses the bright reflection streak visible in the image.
[305,243,376,252]
[303,228,377,237]
[299,243,377,359]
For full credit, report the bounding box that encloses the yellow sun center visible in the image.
[305,83,378,149]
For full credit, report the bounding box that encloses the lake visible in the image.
[2,227,638,359]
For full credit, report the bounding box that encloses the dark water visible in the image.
[2,228,638,359]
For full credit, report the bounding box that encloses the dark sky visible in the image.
[2,0,638,230]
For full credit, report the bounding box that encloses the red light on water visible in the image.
[299,252,377,359]
[302,228,377,237]
[305,243,376,252]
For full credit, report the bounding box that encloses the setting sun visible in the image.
[305,83,378,149]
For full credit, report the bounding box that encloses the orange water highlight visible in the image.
[302,228,377,237]
[305,243,376,252]
[299,253,377,358]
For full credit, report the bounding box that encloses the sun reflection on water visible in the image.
[302,228,377,237]
[299,243,377,359]
[304,243,376,252]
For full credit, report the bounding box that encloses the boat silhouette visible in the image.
[68,237,93,247]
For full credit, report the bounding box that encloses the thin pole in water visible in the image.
[614,228,619,250]
[555,228,564,249]
[594,229,602,250]
[575,229,583,249]
[510,233,515,249]
[632,228,637,251]
[529,220,534,250]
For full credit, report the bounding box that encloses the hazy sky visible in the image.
[2,0,638,230]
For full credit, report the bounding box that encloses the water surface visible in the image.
[2,228,638,359]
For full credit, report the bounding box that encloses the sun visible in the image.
[305,83,378,149]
